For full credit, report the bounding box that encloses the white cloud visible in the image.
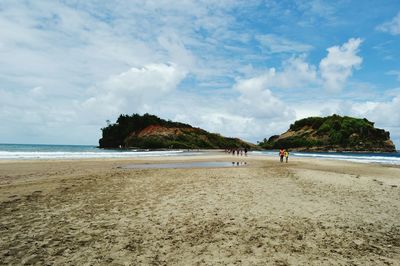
[234,56,317,93]
[157,32,197,71]
[29,86,44,97]
[234,38,363,97]
[83,63,187,118]
[299,0,335,18]
[350,96,400,127]
[0,87,84,144]
[231,60,305,137]
[103,63,186,95]
[256,34,313,54]
[319,38,363,92]
[348,96,400,149]
[377,12,400,35]
[235,78,293,119]
[387,70,400,81]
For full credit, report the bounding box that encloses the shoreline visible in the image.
[1,154,400,172]
[1,145,399,166]
[1,149,400,164]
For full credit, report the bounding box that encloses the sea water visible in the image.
[253,150,400,165]
[1,144,399,165]
[0,143,201,160]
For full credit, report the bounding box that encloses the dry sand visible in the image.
[0,154,399,265]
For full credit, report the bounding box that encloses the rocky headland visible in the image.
[259,115,396,152]
[99,113,254,149]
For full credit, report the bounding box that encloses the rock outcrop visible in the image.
[259,115,396,152]
[99,113,254,149]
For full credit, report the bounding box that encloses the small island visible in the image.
[99,113,254,149]
[100,114,396,152]
[259,114,396,152]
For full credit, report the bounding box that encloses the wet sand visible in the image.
[0,154,399,265]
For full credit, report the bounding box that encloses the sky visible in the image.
[0,0,400,147]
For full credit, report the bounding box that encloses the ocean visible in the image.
[0,144,399,165]
[253,150,400,165]
[0,143,201,160]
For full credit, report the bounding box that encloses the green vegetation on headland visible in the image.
[99,113,254,149]
[259,115,396,152]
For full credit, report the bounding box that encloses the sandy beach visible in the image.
[0,154,399,265]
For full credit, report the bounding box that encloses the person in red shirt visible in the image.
[279,148,284,163]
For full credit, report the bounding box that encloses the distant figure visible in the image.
[237,149,240,156]
[244,147,248,156]
[279,148,284,163]
[284,150,289,163]
[240,149,243,156]
[232,149,235,156]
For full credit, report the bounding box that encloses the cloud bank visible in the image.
[0,1,399,148]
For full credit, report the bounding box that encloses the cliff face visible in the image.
[259,115,396,152]
[99,113,254,149]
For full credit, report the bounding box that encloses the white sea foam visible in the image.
[292,152,400,165]
[0,150,201,160]
[251,151,400,165]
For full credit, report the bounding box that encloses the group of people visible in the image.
[225,147,289,163]
[226,148,248,156]
[279,148,289,163]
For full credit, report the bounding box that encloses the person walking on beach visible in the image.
[284,149,289,163]
[244,147,248,156]
[279,148,284,163]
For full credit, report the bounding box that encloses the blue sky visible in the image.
[0,0,399,147]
